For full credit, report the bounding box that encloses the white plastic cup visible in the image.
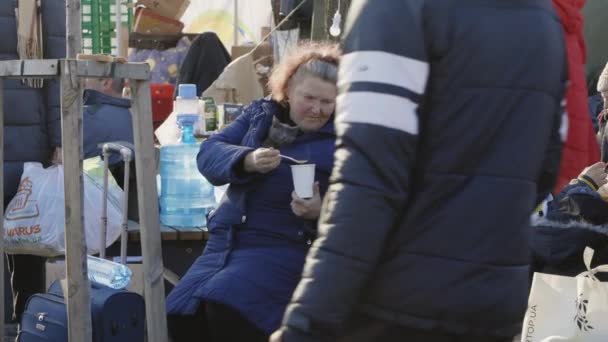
[291,164,316,199]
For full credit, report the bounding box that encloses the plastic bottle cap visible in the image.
[178,84,197,98]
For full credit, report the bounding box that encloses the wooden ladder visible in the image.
[0,30,168,342]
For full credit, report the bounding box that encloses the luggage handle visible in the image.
[100,142,133,265]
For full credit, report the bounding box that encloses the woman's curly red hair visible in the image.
[267,41,342,103]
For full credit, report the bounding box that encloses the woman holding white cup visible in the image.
[166,42,340,342]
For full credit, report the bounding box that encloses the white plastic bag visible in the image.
[521,247,608,342]
[3,162,123,257]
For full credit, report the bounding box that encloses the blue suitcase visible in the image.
[18,280,145,342]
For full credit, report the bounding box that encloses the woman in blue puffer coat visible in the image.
[166,42,341,342]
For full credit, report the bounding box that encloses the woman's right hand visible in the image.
[243,147,281,173]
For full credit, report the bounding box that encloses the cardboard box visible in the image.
[133,8,184,35]
[136,0,190,20]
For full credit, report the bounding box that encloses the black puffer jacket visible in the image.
[0,1,65,203]
[279,0,567,340]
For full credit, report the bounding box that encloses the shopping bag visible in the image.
[521,247,608,342]
[3,161,123,257]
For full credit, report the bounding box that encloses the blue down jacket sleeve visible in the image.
[197,105,258,186]
[280,0,429,339]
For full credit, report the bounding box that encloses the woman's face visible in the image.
[288,76,337,132]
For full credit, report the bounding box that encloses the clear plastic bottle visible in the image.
[87,255,132,290]
[159,84,215,227]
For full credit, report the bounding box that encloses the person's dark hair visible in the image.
[267,41,341,103]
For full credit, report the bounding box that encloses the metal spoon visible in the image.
[280,154,309,164]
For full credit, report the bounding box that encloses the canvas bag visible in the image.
[521,247,608,342]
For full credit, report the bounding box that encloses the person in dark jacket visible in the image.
[82,77,134,163]
[588,92,601,132]
[53,77,138,220]
[1,0,64,322]
[272,1,567,341]
[595,61,608,160]
[532,162,608,280]
[175,32,231,96]
[165,42,341,342]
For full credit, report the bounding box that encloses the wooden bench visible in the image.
[117,221,209,294]
[127,221,209,242]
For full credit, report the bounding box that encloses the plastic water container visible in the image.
[87,255,132,289]
[159,84,215,227]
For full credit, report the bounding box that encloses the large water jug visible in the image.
[159,84,215,227]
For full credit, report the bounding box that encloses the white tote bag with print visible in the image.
[521,247,608,342]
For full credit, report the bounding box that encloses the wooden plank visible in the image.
[60,60,92,342]
[173,226,206,241]
[66,0,82,59]
[75,60,150,80]
[0,60,150,80]
[130,79,169,342]
[0,60,60,78]
[128,221,178,242]
[0,79,5,338]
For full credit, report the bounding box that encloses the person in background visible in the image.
[83,77,133,161]
[165,42,340,342]
[588,90,601,132]
[531,162,608,281]
[1,0,65,323]
[272,0,566,341]
[53,77,133,164]
[54,76,139,222]
[595,62,608,160]
[552,0,600,192]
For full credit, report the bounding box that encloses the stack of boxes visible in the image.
[133,0,190,35]
[81,0,133,55]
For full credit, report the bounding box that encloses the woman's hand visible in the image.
[243,147,281,173]
[269,330,282,342]
[291,182,321,220]
[579,162,608,190]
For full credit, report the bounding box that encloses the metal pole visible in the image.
[233,0,239,47]
[311,0,326,41]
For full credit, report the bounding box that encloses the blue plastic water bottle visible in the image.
[159,84,215,227]
[87,255,132,289]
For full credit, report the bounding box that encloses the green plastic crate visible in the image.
[82,0,133,54]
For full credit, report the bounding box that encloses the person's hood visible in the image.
[83,89,131,108]
[532,217,608,266]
